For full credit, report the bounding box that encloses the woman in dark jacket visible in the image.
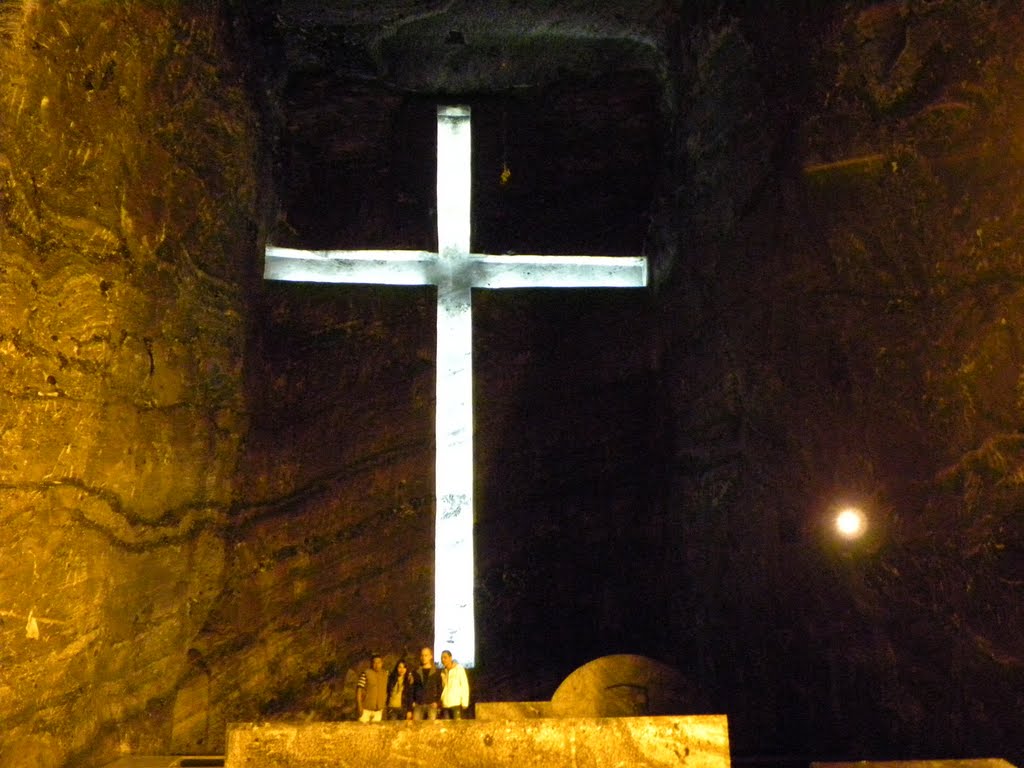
[386,659,414,720]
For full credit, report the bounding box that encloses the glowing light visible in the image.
[264,105,648,668]
[835,506,866,539]
[437,105,472,258]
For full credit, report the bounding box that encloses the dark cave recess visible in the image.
[273,71,664,258]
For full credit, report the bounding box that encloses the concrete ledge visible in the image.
[475,700,552,720]
[226,714,730,768]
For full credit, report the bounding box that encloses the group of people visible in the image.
[355,646,470,722]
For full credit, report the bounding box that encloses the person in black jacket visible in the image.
[410,646,443,720]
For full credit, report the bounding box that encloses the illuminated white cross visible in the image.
[264,105,647,667]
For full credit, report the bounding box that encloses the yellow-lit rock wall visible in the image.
[0,2,257,765]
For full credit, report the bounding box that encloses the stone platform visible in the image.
[475,700,552,720]
[226,714,730,768]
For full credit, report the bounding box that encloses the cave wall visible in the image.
[657,1,1024,759]
[0,1,1022,767]
[0,2,257,765]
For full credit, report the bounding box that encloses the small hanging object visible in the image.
[500,104,511,187]
[26,609,40,640]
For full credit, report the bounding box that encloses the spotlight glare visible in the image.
[835,506,866,539]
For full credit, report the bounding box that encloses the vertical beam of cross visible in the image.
[264,105,647,668]
[433,107,475,662]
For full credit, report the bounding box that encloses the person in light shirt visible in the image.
[439,649,469,719]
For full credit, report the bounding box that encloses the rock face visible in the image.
[0,2,257,765]
[1,1,1023,767]
[225,716,732,768]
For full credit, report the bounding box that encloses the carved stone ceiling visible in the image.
[273,0,673,88]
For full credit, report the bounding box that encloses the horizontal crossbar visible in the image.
[265,246,647,289]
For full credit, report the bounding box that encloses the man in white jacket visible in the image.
[439,650,469,719]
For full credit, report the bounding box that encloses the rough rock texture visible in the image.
[655,4,1024,760]
[1,1,1024,767]
[0,2,258,766]
[475,701,552,720]
[225,716,731,768]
